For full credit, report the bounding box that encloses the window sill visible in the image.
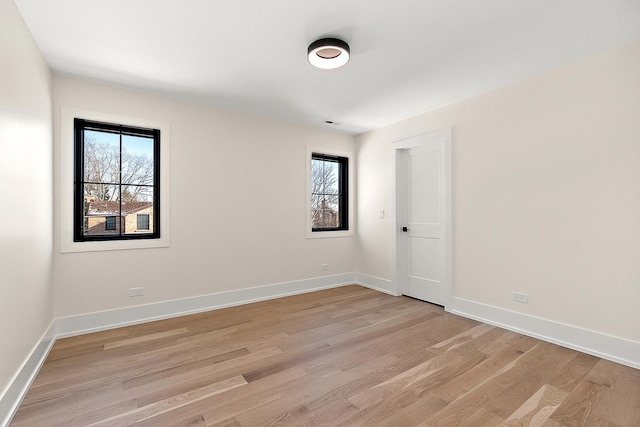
[61,238,169,253]
[306,229,354,239]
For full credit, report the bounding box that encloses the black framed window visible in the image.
[311,153,348,231]
[137,214,150,231]
[74,118,160,242]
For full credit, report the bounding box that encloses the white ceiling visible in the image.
[15,0,640,134]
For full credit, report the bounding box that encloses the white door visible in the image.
[396,130,451,306]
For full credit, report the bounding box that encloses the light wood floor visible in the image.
[11,285,640,426]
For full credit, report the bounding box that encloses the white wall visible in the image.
[356,41,640,343]
[52,77,356,318]
[0,0,53,402]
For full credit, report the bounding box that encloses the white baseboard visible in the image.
[354,272,396,295]
[0,321,56,427]
[449,297,640,370]
[56,273,356,338]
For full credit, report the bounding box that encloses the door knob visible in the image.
[402,226,409,232]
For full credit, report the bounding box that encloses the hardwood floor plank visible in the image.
[499,383,569,426]
[122,347,251,390]
[10,397,138,427]
[133,367,307,427]
[102,327,190,350]
[175,414,208,426]
[422,343,574,426]
[281,400,361,427]
[549,359,640,427]
[547,352,600,392]
[480,329,533,355]
[128,345,286,407]
[345,393,448,427]
[341,352,487,426]
[10,285,640,427]
[20,341,252,410]
[88,375,247,427]
[432,336,538,405]
[348,350,473,411]
[203,370,341,425]
[482,344,577,419]
[207,417,241,427]
[587,359,640,427]
[429,323,495,352]
[546,379,616,426]
[460,408,505,426]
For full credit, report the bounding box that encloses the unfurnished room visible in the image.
[1,0,639,426]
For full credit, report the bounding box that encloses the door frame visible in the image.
[390,128,453,308]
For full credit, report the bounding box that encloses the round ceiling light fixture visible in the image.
[307,38,350,69]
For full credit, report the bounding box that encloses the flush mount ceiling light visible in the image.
[307,38,350,69]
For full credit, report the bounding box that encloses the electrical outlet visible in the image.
[129,287,144,297]
[512,291,528,303]
[379,210,385,219]
[321,264,329,271]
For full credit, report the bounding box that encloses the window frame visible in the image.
[306,146,354,239]
[310,152,349,232]
[60,107,171,253]
[73,118,160,242]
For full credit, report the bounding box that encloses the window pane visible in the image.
[121,134,154,185]
[83,182,119,203]
[312,158,339,195]
[83,185,121,237]
[84,215,121,235]
[312,199,340,228]
[324,161,339,195]
[122,186,153,235]
[121,184,153,203]
[311,159,325,195]
[84,130,120,184]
